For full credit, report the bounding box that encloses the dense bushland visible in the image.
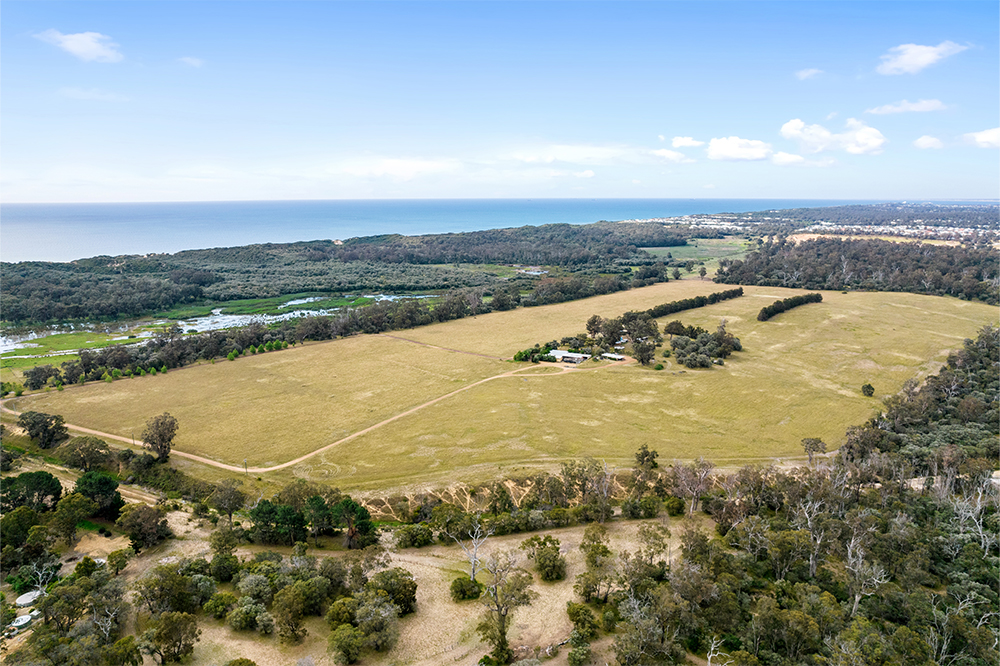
[1,222,687,323]
[716,237,999,303]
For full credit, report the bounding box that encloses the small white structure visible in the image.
[15,590,44,608]
[10,615,32,629]
[602,353,627,361]
[548,350,591,364]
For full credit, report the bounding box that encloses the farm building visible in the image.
[548,350,591,364]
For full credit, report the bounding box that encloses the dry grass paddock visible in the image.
[11,334,506,468]
[10,281,994,493]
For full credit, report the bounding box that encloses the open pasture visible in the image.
[11,334,507,468]
[10,280,994,491]
[295,286,993,490]
[643,236,750,267]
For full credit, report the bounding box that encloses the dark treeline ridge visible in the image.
[1,326,996,666]
[1,222,692,323]
[757,292,823,321]
[716,237,999,304]
[731,202,1000,229]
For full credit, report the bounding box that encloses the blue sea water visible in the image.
[0,198,880,263]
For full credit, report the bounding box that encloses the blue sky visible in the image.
[2,1,997,202]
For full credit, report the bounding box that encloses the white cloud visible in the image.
[772,152,806,166]
[574,170,595,178]
[178,57,203,67]
[876,41,966,75]
[337,157,460,180]
[650,148,693,163]
[795,68,823,80]
[706,136,773,161]
[671,136,704,148]
[35,29,123,62]
[913,135,944,149]
[781,118,886,155]
[963,127,1000,148]
[657,135,666,142]
[58,87,128,101]
[825,112,838,121]
[866,99,947,115]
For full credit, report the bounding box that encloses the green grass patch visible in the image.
[643,237,750,264]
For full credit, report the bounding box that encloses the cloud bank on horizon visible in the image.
[4,2,998,202]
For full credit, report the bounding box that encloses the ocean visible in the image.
[0,198,878,263]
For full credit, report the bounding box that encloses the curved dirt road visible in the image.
[2,357,632,475]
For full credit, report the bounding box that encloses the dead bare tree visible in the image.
[674,457,715,516]
[845,533,889,616]
[443,512,495,582]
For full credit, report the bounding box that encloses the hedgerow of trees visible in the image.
[757,292,823,321]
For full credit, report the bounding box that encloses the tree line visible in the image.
[715,237,999,304]
[757,292,823,321]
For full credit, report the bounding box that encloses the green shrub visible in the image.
[205,592,238,619]
[329,623,365,664]
[664,495,685,516]
[568,644,592,665]
[326,597,358,628]
[450,576,482,602]
[639,496,660,518]
[653,363,664,370]
[566,602,598,639]
[395,523,434,549]
[535,546,567,581]
[602,610,618,632]
[621,499,641,519]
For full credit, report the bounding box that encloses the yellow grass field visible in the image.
[9,280,994,492]
[9,334,507,468]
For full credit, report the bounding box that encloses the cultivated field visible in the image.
[10,280,994,492]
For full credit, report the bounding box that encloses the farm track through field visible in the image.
[0,357,633,475]
[377,332,507,359]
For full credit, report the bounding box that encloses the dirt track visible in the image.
[1,356,633,475]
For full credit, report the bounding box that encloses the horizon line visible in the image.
[4,196,999,206]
